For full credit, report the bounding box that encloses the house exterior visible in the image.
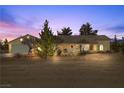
[9,34,37,55]
[8,34,110,56]
[55,35,110,56]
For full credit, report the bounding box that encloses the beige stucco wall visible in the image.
[56,43,91,56]
[81,44,90,51]
[9,39,29,54]
[56,41,110,56]
[9,39,110,56]
[56,43,80,56]
[98,40,110,51]
[91,44,98,52]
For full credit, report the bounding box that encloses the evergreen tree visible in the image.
[0,40,3,53]
[121,37,124,53]
[4,39,8,49]
[79,22,98,35]
[57,27,72,36]
[3,39,9,52]
[0,39,9,53]
[111,35,119,52]
[37,20,55,59]
[120,42,124,53]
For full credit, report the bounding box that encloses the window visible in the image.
[99,44,104,51]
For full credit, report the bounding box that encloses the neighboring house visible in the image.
[9,34,37,55]
[9,34,110,56]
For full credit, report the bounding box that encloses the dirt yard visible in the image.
[0,53,124,88]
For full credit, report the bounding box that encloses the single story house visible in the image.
[55,35,110,56]
[8,34,110,56]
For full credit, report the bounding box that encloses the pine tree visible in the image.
[37,20,55,59]
[3,39,9,52]
[57,27,72,36]
[79,22,98,35]
[111,35,119,52]
[0,40,3,53]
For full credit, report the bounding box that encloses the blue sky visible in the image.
[0,5,124,40]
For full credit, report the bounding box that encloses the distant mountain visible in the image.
[110,38,124,43]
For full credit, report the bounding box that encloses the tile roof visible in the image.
[54,35,110,43]
[9,34,110,44]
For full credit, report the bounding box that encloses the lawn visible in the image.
[0,53,124,88]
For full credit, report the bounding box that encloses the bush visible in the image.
[14,53,22,58]
[57,49,62,56]
[106,51,112,53]
[79,51,87,56]
[110,43,120,53]
[120,47,124,54]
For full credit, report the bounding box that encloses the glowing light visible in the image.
[83,54,112,62]
[27,36,30,39]
[51,56,62,64]
[20,38,23,42]
[37,47,42,51]
[99,44,104,51]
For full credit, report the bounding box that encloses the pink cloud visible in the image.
[0,22,39,41]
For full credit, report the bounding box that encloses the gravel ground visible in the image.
[0,53,124,88]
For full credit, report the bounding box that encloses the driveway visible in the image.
[0,53,124,88]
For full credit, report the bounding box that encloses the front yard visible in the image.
[0,53,124,88]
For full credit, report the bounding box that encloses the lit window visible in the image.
[20,38,23,42]
[99,44,104,51]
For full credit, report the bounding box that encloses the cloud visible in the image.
[0,7,40,41]
[0,21,39,41]
[103,24,124,39]
[106,24,124,33]
[0,7,36,27]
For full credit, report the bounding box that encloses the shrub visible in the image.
[120,47,124,54]
[79,51,87,56]
[14,53,22,58]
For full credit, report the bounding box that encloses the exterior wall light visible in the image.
[37,47,42,51]
[27,36,30,39]
[20,38,23,42]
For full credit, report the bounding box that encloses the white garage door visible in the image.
[11,44,29,54]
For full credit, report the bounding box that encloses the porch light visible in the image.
[27,36,30,39]
[20,38,23,42]
[37,47,42,51]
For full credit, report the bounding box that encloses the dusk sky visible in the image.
[0,5,124,41]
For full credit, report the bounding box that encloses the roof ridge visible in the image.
[9,34,38,43]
